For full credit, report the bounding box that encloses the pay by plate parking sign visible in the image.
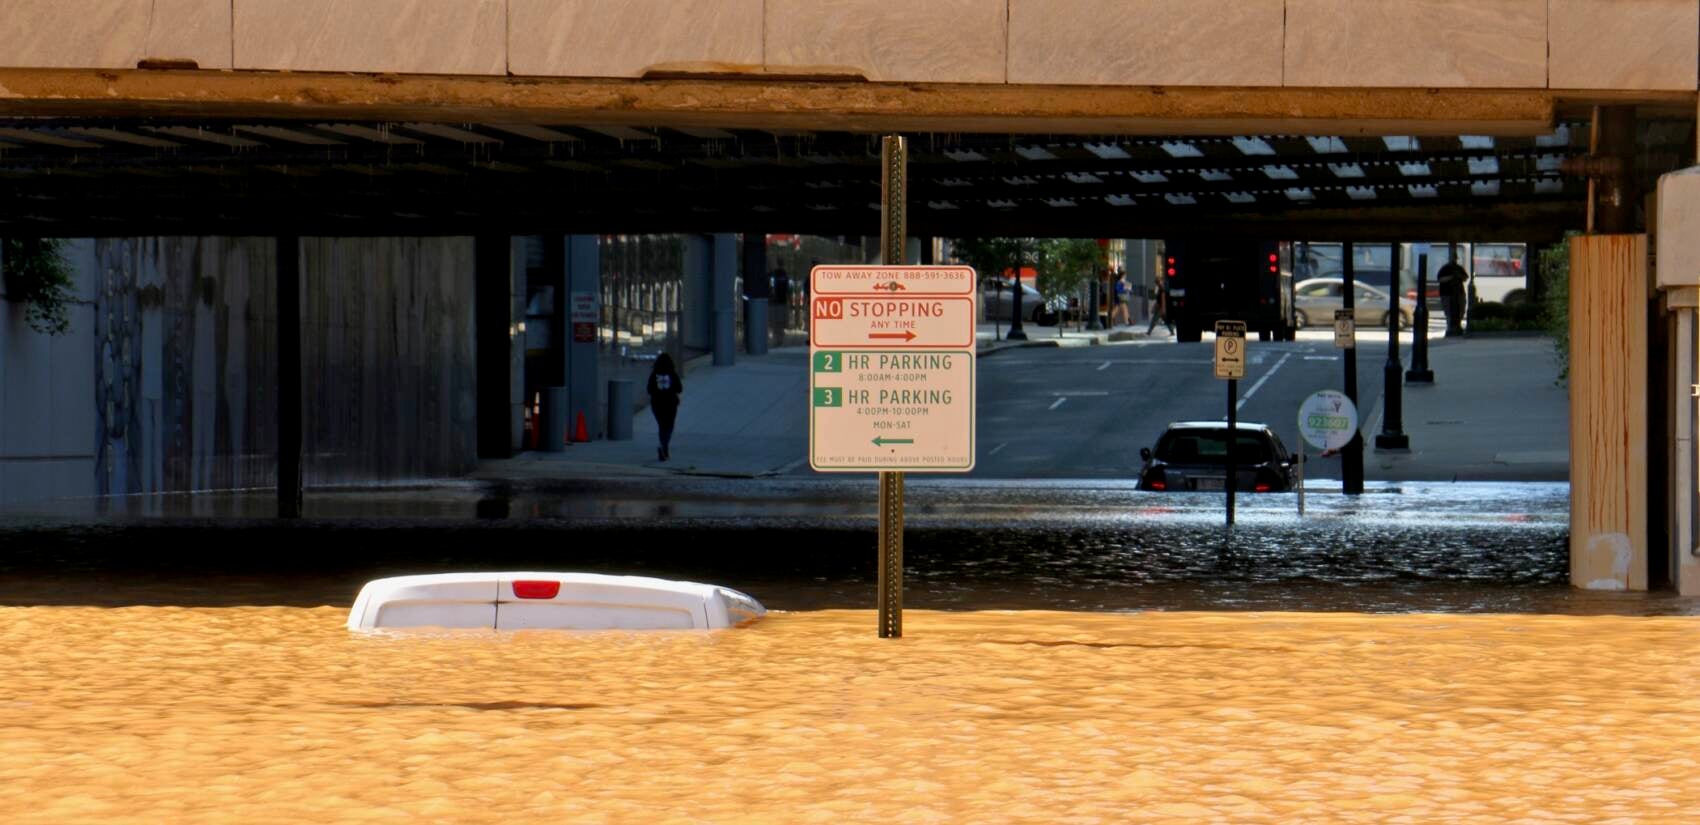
[1213,320,1246,379]
[1298,390,1359,451]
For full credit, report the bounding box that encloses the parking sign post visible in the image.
[1214,320,1247,527]
[879,135,904,639]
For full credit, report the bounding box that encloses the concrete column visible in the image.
[1652,168,1700,594]
[475,236,520,459]
[682,235,711,359]
[1569,234,1649,591]
[1129,239,1156,322]
[743,231,768,355]
[565,235,600,440]
[1666,289,1699,595]
[541,234,568,389]
[509,238,527,453]
[712,233,736,366]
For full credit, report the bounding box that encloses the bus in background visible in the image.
[1291,241,1529,309]
[1161,239,1295,343]
[1468,243,1528,303]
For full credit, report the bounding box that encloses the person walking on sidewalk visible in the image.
[1145,279,1173,335]
[646,353,683,461]
[1110,269,1130,327]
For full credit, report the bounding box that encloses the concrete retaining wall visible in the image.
[0,236,477,507]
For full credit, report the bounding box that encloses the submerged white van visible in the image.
[347,572,766,631]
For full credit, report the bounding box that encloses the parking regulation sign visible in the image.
[1213,320,1246,379]
[1334,309,1356,349]
[1298,390,1359,451]
[809,266,977,472]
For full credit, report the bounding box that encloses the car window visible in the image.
[1155,430,1273,465]
[1298,282,1338,298]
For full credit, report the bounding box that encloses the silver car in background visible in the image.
[981,279,1064,326]
[1293,277,1416,329]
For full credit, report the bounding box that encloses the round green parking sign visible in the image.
[1298,390,1359,451]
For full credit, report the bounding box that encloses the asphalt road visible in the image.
[963,334,1392,480]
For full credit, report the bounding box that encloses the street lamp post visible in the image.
[1341,242,1364,495]
[1376,242,1410,450]
[1407,252,1434,382]
[1007,260,1028,341]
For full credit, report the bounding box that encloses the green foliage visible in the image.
[1,238,75,336]
[1469,301,1542,326]
[1538,238,1573,384]
[1033,238,1103,306]
[948,237,1033,287]
[948,236,1103,297]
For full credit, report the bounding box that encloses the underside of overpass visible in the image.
[0,71,1694,239]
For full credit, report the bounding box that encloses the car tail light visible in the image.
[1253,483,1272,493]
[512,580,561,599]
[1268,254,1278,263]
[1150,480,1167,491]
[1144,468,1167,491]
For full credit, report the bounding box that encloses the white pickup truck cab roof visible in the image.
[347,572,766,631]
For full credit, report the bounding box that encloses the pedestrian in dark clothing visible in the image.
[1145,280,1173,335]
[1436,257,1468,337]
[646,353,683,461]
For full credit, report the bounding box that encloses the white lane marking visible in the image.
[1096,361,1112,371]
[1047,391,1109,396]
[985,358,1211,366]
[1048,397,1067,411]
[1236,351,1292,411]
[1303,355,1339,361]
[988,442,1008,456]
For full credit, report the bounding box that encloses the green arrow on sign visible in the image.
[871,436,915,446]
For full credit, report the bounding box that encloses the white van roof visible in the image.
[347,572,766,632]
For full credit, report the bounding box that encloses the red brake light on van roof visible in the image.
[1166,256,1176,265]
[1268,254,1278,263]
[1166,267,1176,276]
[513,580,561,599]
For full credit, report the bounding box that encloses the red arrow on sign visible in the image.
[869,331,918,341]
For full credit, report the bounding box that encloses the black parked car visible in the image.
[1138,421,1297,492]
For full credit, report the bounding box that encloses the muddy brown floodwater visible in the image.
[3,606,1698,823]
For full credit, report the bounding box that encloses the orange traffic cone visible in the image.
[573,411,590,443]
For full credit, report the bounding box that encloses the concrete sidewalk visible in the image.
[1362,335,1569,482]
[474,327,1569,484]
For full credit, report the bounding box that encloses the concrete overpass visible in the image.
[1,0,1697,595]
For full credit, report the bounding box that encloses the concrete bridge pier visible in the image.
[1568,233,1648,591]
[1654,166,1700,596]
[475,236,526,459]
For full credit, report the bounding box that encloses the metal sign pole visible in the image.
[1296,441,1306,517]
[1226,377,1238,526]
[877,135,906,638]
[1213,319,1246,527]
